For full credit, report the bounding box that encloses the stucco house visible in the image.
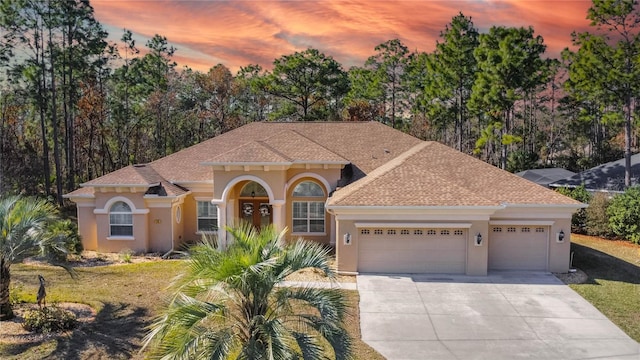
[65,122,584,275]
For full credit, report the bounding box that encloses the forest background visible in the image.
[1,0,639,206]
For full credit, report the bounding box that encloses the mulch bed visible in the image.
[0,302,96,344]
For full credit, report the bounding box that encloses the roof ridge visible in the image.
[256,137,294,162]
[287,128,349,162]
[208,139,291,163]
[329,142,430,203]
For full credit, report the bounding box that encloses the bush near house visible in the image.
[585,192,613,238]
[607,187,640,244]
[23,306,77,333]
[556,185,591,233]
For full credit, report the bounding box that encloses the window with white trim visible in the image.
[401,229,410,235]
[197,201,217,232]
[110,201,133,236]
[427,229,436,235]
[374,229,383,235]
[360,229,370,235]
[292,181,325,233]
[440,230,450,235]
[387,229,396,235]
[454,230,464,235]
[414,230,423,235]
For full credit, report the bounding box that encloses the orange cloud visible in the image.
[91,0,595,73]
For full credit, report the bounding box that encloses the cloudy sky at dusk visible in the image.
[91,0,594,73]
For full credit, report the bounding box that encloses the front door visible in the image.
[240,200,272,230]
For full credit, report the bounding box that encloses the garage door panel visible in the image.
[358,228,466,274]
[489,226,548,271]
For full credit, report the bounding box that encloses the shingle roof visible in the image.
[66,164,188,198]
[550,153,640,192]
[517,168,576,187]
[204,130,349,165]
[328,142,582,207]
[66,122,580,208]
[149,121,421,182]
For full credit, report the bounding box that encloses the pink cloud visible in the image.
[91,0,596,72]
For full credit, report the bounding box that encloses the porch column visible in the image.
[271,200,286,232]
[214,201,227,249]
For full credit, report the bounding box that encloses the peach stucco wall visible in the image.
[76,204,97,251]
[93,192,144,252]
[549,218,572,272]
[334,209,576,275]
[147,207,173,253]
[212,168,341,245]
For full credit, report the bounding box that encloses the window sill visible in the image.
[292,232,326,236]
[107,236,135,241]
[196,231,218,235]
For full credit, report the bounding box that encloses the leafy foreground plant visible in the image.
[23,306,77,333]
[0,196,75,321]
[143,223,352,360]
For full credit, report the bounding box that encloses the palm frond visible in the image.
[145,223,352,359]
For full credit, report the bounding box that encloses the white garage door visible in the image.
[358,228,467,273]
[489,226,548,271]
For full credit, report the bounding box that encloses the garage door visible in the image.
[358,228,467,273]
[489,226,548,270]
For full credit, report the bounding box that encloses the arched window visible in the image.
[240,181,269,198]
[293,181,324,197]
[292,181,325,233]
[110,201,133,236]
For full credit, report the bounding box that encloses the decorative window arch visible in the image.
[218,175,275,203]
[240,181,269,197]
[292,180,326,234]
[110,201,133,236]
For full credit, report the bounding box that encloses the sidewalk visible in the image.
[279,281,357,290]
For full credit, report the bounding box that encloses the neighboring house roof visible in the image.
[516,168,576,187]
[550,153,640,192]
[328,142,581,207]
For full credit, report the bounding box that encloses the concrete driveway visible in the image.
[357,272,640,360]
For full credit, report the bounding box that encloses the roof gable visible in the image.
[328,142,582,207]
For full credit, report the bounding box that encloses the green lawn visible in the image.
[569,234,640,342]
[0,260,383,359]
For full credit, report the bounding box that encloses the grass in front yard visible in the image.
[570,234,640,342]
[1,260,381,359]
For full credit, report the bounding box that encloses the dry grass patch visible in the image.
[1,253,378,359]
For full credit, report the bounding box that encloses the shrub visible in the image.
[607,187,640,244]
[119,249,134,263]
[47,219,83,263]
[585,192,613,237]
[556,185,591,232]
[23,306,77,333]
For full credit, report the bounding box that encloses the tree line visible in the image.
[1,0,639,205]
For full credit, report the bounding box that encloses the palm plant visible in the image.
[0,196,73,320]
[143,223,353,360]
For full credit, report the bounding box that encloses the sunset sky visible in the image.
[91,0,594,73]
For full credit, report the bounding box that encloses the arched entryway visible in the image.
[238,181,272,229]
